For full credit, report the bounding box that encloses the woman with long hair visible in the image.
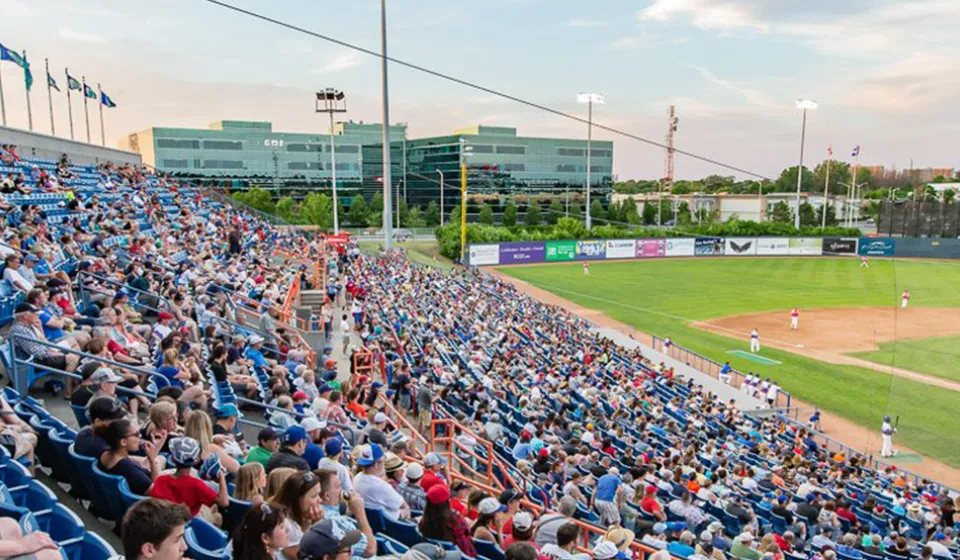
[184,410,240,475]
[232,502,289,560]
[234,462,267,505]
[471,498,506,545]
[272,470,324,559]
[97,418,165,496]
[265,467,297,501]
[420,484,477,557]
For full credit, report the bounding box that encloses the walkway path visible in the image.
[491,269,960,489]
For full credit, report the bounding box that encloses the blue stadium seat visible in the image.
[38,503,85,548]
[222,497,252,536]
[377,535,410,556]
[63,530,118,560]
[473,539,505,560]
[184,516,230,560]
[365,506,387,534]
[382,516,424,547]
[90,462,129,522]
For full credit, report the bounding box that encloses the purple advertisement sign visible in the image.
[499,241,546,264]
[638,239,666,258]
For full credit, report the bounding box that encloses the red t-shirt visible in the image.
[149,474,217,516]
[640,496,662,514]
[451,498,467,516]
[420,470,445,492]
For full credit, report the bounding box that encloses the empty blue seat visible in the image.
[383,516,423,547]
[474,539,505,560]
[38,503,85,547]
[222,497,252,536]
[377,535,410,556]
[184,516,230,560]
[90,461,127,522]
[63,531,118,560]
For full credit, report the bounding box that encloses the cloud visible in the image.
[66,5,121,17]
[58,27,108,43]
[564,19,608,28]
[311,53,364,74]
[685,63,779,109]
[639,0,769,32]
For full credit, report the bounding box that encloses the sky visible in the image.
[0,0,958,180]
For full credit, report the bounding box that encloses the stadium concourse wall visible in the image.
[468,236,960,266]
[0,125,142,166]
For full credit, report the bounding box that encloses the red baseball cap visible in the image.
[158,311,174,321]
[645,485,657,494]
[426,484,451,505]
[293,391,308,400]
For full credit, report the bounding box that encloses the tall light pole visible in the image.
[459,138,474,261]
[379,0,394,249]
[794,99,818,229]
[577,92,604,230]
[437,169,445,226]
[316,88,347,234]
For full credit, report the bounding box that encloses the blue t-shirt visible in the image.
[157,365,183,389]
[38,308,64,341]
[244,346,269,370]
[595,473,622,502]
[512,442,532,461]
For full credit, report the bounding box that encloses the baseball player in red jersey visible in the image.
[790,307,799,330]
[901,289,910,309]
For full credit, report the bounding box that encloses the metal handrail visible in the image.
[5,334,170,394]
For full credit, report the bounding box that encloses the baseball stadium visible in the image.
[0,1,958,560]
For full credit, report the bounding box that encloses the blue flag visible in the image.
[851,145,860,158]
[101,91,116,108]
[0,43,33,90]
[83,84,96,99]
[47,73,60,92]
[66,74,81,91]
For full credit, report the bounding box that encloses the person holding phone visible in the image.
[315,469,377,559]
[98,418,167,496]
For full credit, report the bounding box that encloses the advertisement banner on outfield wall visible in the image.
[858,238,895,256]
[822,237,858,255]
[575,240,607,260]
[788,238,823,255]
[499,241,545,264]
[725,237,757,256]
[605,239,637,259]
[638,239,666,258]
[468,244,500,266]
[665,238,695,256]
[695,237,725,256]
[545,240,576,262]
[755,237,790,255]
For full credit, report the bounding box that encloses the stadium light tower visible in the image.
[577,92,604,230]
[316,88,347,234]
[794,99,818,229]
[380,0,394,249]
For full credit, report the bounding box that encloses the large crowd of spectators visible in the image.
[0,153,957,560]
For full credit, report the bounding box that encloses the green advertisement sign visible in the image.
[545,240,576,261]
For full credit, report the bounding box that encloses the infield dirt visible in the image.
[696,308,960,392]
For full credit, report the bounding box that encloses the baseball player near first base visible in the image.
[901,289,910,309]
[750,328,760,353]
[790,307,799,330]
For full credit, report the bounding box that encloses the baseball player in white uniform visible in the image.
[880,415,897,457]
[750,328,760,353]
[790,307,799,330]
[901,290,910,309]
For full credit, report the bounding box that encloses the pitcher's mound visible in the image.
[696,307,960,354]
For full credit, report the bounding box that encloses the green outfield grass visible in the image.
[500,257,960,467]
[360,241,455,271]
[853,335,960,383]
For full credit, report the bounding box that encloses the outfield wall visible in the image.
[469,236,960,265]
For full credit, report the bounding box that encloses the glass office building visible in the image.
[125,121,613,212]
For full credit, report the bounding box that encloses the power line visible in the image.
[198,0,773,181]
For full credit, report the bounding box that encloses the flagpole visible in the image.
[22,50,32,131]
[45,58,55,136]
[822,157,830,229]
[849,150,860,227]
[65,68,74,140]
[82,76,91,144]
[0,59,6,126]
[97,83,105,146]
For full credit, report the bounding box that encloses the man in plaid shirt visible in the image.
[9,303,80,375]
